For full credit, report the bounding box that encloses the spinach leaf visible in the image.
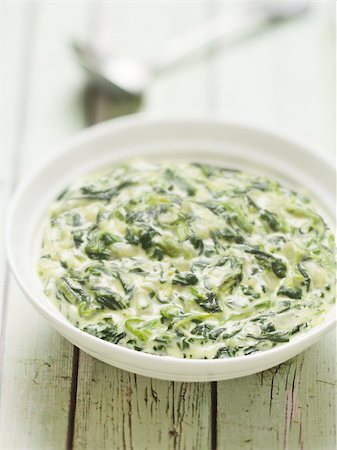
[125,228,139,245]
[210,229,244,245]
[57,277,91,305]
[277,286,302,299]
[160,305,183,320]
[85,231,120,260]
[271,259,287,278]
[249,180,270,191]
[194,292,222,312]
[72,213,82,226]
[157,236,190,258]
[164,168,196,196]
[139,230,153,250]
[125,318,160,342]
[217,266,243,295]
[297,258,311,292]
[172,272,198,286]
[189,235,204,254]
[260,210,281,231]
[130,267,148,275]
[152,247,165,261]
[57,187,69,200]
[72,230,84,248]
[249,331,290,343]
[92,286,128,310]
[244,246,273,262]
[191,323,214,337]
[214,347,231,358]
[176,220,190,241]
[83,319,126,344]
[241,285,260,299]
[193,162,240,178]
[80,180,134,201]
[244,246,287,278]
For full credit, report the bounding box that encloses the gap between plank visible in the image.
[66,346,80,450]
[211,381,218,450]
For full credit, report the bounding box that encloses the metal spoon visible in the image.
[73,2,309,97]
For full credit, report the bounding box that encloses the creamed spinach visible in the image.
[37,161,336,359]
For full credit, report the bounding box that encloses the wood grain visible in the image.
[216,331,336,450]
[0,283,74,450]
[73,355,211,450]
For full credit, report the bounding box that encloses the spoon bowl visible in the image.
[73,3,309,97]
[73,42,150,96]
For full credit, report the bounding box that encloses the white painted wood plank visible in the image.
[0,282,75,450]
[217,331,336,450]
[74,358,211,450]
[0,3,90,449]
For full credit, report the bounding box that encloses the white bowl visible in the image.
[6,115,336,382]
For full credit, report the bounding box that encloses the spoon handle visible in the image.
[153,3,308,75]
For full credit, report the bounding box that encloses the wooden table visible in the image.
[0,3,335,449]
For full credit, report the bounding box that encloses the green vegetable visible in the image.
[172,272,198,286]
[57,277,91,305]
[79,180,134,201]
[210,229,244,245]
[72,213,82,226]
[271,259,287,278]
[176,220,190,241]
[189,235,204,254]
[241,285,260,299]
[194,291,222,313]
[191,322,214,337]
[297,258,311,292]
[152,247,165,260]
[125,228,139,245]
[157,235,191,258]
[72,230,84,248]
[160,305,183,320]
[260,210,280,231]
[164,168,196,196]
[83,319,126,344]
[39,161,336,360]
[85,231,120,260]
[245,246,287,278]
[195,162,240,178]
[125,318,160,342]
[277,286,302,299]
[214,347,232,358]
[248,331,290,343]
[92,286,128,309]
[139,230,153,250]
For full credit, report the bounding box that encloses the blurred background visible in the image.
[0,3,335,449]
[1,1,335,176]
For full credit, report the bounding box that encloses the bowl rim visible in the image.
[6,113,336,370]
